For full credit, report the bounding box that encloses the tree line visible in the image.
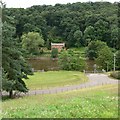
[3,2,120,49]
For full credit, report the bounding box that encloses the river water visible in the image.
[27,57,95,71]
[27,57,58,71]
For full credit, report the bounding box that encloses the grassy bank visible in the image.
[2,84,118,118]
[24,71,88,90]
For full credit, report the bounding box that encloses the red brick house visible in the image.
[51,43,65,52]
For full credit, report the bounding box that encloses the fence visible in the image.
[2,80,118,97]
[84,70,105,74]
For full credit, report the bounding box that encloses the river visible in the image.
[27,57,95,71]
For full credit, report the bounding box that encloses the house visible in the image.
[51,43,65,52]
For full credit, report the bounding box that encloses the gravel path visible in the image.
[25,73,119,96]
[2,73,119,96]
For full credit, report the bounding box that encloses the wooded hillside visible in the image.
[3,2,119,49]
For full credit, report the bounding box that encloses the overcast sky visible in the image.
[2,0,119,8]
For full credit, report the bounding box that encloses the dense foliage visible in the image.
[116,50,120,70]
[2,5,33,98]
[21,32,44,55]
[59,50,86,71]
[3,2,119,49]
[86,40,120,71]
[110,71,120,79]
[51,48,58,58]
[96,46,113,71]
[86,40,107,60]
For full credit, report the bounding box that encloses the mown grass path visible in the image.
[24,74,118,96]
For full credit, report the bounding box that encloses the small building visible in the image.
[51,43,65,52]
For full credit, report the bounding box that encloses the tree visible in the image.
[4,2,118,49]
[116,50,120,70]
[83,26,95,45]
[110,27,119,49]
[51,48,58,58]
[46,39,51,50]
[96,46,113,71]
[58,50,86,71]
[21,32,44,55]
[23,23,41,34]
[2,15,33,98]
[94,19,111,43]
[86,40,107,60]
[74,30,83,47]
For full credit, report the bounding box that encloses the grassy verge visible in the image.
[2,84,118,118]
[24,71,88,90]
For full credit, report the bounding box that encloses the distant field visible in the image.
[24,71,88,90]
[69,47,87,57]
[2,84,118,118]
[38,47,87,57]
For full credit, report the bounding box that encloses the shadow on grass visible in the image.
[2,95,24,101]
[2,95,11,101]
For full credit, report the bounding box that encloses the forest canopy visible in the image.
[3,2,119,49]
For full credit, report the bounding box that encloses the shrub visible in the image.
[116,50,120,70]
[110,71,120,79]
[58,50,86,71]
[51,48,58,58]
[86,40,107,60]
[96,46,113,71]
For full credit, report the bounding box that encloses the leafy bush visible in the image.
[96,46,113,71]
[110,71,120,79]
[21,32,44,55]
[86,40,107,60]
[58,50,86,71]
[116,50,120,70]
[51,48,58,58]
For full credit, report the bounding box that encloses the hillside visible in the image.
[3,2,119,49]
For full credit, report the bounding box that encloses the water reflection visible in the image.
[27,57,58,71]
[27,57,95,71]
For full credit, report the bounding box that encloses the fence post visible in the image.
[56,89,57,94]
[35,89,36,95]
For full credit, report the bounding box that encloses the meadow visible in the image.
[2,84,118,118]
[24,71,88,90]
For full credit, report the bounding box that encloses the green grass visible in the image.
[2,84,119,118]
[24,71,88,90]
[68,47,87,58]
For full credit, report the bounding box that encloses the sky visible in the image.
[2,0,119,8]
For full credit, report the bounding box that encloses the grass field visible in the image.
[2,84,119,118]
[24,71,88,90]
[69,47,87,58]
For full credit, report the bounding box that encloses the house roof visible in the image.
[51,43,65,46]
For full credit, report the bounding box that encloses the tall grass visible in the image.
[2,84,118,118]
